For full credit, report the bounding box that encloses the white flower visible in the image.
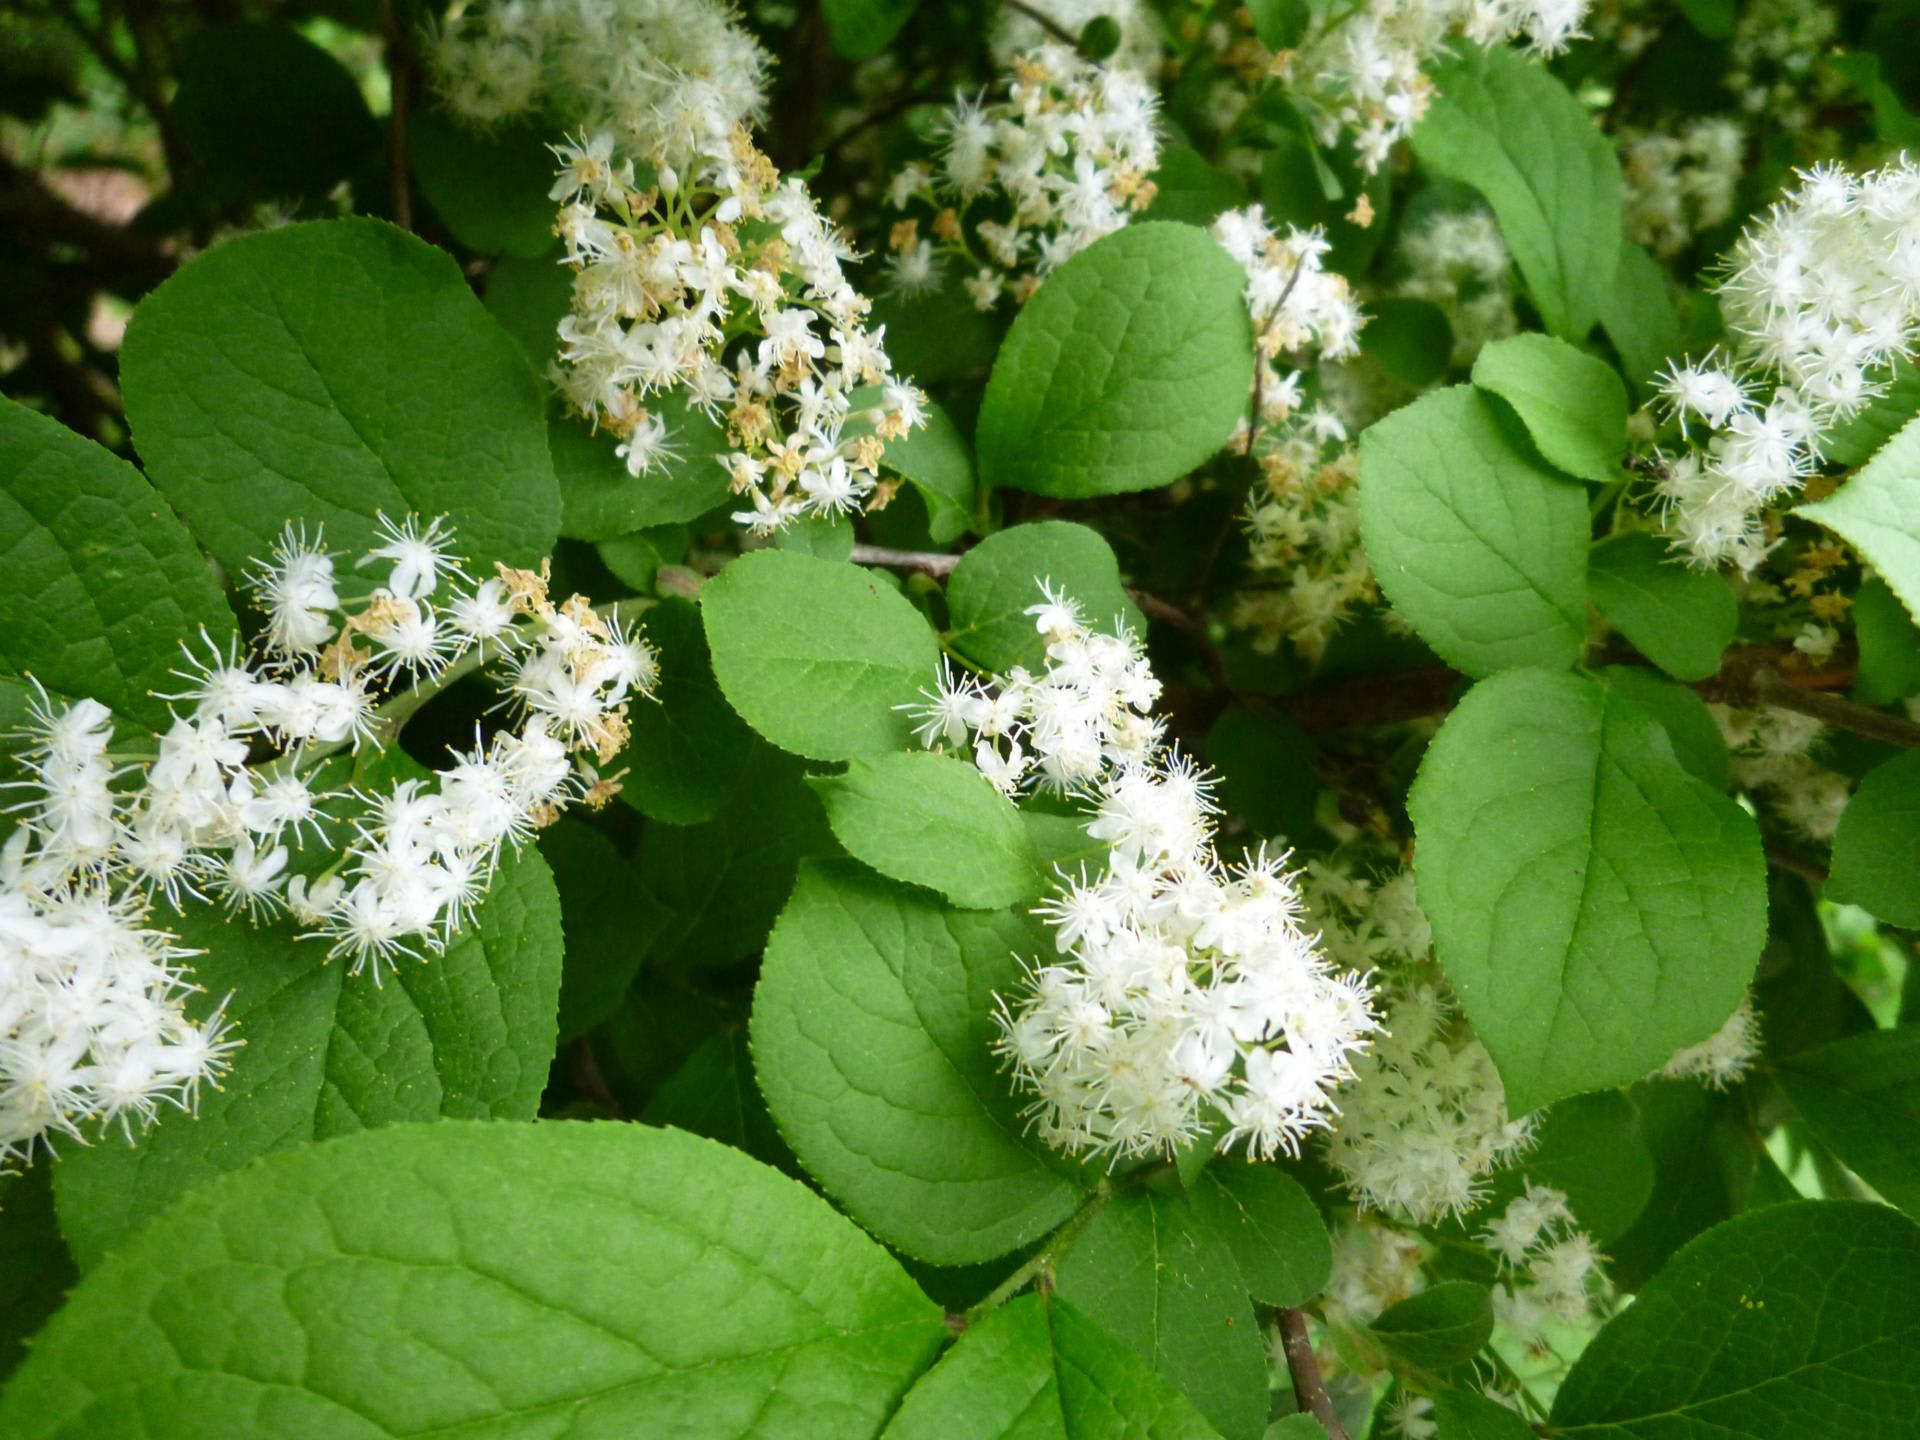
[1659,992,1761,1089]
[361,513,467,601]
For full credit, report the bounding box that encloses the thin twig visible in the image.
[960,1190,1109,1327]
[379,0,416,230]
[1738,666,1920,749]
[1766,844,1831,887]
[1277,1307,1349,1440]
[1001,0,1079,45]
[850,542,962,576]
[1129,589,1232,694]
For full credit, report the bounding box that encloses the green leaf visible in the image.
[1819,358,1920,468]
[1826,749,1920,927]
[1595,666,1731,790]
[751,860,1087,1263]
[976,223,1255,498]
[1357,386,1588,677]
[1144,145,1251,227]
[552,391,732,538]
[616,596,756,824]
[635,744,836,969]
[702,549,940,761]
[598,525,689,593]
[1552,1201,1920,1438]
[868,274,1004,384]
[1266,1419,1330,1440]
[641,1029,794,1171]
[814,751,1040,909]
[0,398,238,731]
[1605,1081,1755,1291]
[172,21,376,203]
[1365,297,1455,389]
[882,398,975,544]
[1245,0,1310,48]
[1411,46,1621,341]
[1852,578,1920,705]
[1408,667,1767,1113]
[1479,1092,1655,1244]
[822,0,919,59]
[1776,1028,1920,1217]
[0,1166,76,1382]
[7,1123,949,1439]
[542,818,660,1041]
[1798,413,1920,623]
[1754,871,1876,1062]
[883,1294,1223,1439]
[1471,334,1628,484]
[1588,532,1738,681]
[121,218,561,573]
[410,106,562,259]
[483,250,575,371]
[1671,0,1735,36]
[1598,242,1682,393]
[1368,1282,1494,1372]
[1054,1190,1270,1440]
[1189,1164,1332,1307]
[777,513,857,561]
[1830,51,1920,147]
[947,521,1146,674]
[1434,1386,1536,1440]
[53,843,564,1268]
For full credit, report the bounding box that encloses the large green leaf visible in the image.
[551,391,732,538]
[882,1294,1222,1439]
[1776,1028,1920,1218]
[1471,334,1628,484]
[543,818,661,1041]
[0,399,237,731]
[976,223,1254,498]
[1588,532,1738,681]
[1477,1091,1655,1244]
[1367,1282,1494,1372]
[1435,1386,1535,1440]
[0,1166,75,1382]
[751,861,1086,1263]
[1595,666,1731,790]
[1357,386,1588,678]
[1552,1202,1920,1438]
[6,1123,948,1439]
[120,218,561,573]
[1852,578,1920,705]
[1187,1165,1331,1308]
[1798,413,1920,622]
[814,751,1040,909]
[1825,748,1920,926]
[53,844,563,1268]
[1597,242,1682,393]
[409,106,557,258]
[702,549,939,761]
[882,396,975,545]
[1408,668,1766,1113]
[946,521,1146,674]
[1819,359,1920,468]
[1054,1190,1269,1440]
[614,596,756,825]
[1605,1080,1756,1291]
[1411,45,1621,341]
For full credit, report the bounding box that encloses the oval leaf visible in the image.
[1368,1282,1495,1372]
[1825,748,1920,927]
[1471,333,1628,484]
[702,549,940,761]
[946,520,1146,674]
[1358,386,1588,677]
[1798,412,1920,624]
[1407,668,1766,1114]
[121,217,561,573]
[1776,1027,1920,1218]
[1588,532,1738,682]
[976,222,1255,498]
[751,860,1087,1263]
[1188,1164,1332,1308]
[6,1123,947,1439]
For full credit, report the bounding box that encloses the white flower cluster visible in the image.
[1323,1215,1431,1323]
[2,698,238,1168]
[886,45,1159,308]
[1216,206,1367,415]
[1715,705,1853,843]
[1659,992,1762,1089]
[1281,0,1592,172]
[424,0,769,173]
[1395,208,1518,367]
[12,517,649,984]
[551,124,925,532]
[904,583,1163,796]
[1620,118,1744,259]
[965,586,1378,1161]
[1481,1182,1611,1351]
[1727,0,1840,134]
[1323,985,1536,1225]
[1655,159,1920,569]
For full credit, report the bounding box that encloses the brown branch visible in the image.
[1277,1307,1349,1440]
[1765,844,1830,887]
[1129,588,1232,694]
[850,542,961,576]
[1711,663,1920,750]
[379,0,416,230]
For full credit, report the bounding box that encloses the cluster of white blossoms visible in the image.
[1323,984,1536,1224]
[1216,206,1367,420]
[952,585,1378,1161]
[1,698,238,1168]
[1620,118,1745,259]
[1715,703,1854,843]
[550,121,925,531]
[1659,992,1762,1089]
[905,584,1163,797]
[424,0,770,169]
[1481,1183,1611,1352]
[1654,159,1920,569]
[1394,208,1518,367]
[1278,0,1592,172]
[885,45,1159,308]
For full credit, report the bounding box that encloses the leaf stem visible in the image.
[961,1188,1109,1326]
[1276,1306,1349,1440]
